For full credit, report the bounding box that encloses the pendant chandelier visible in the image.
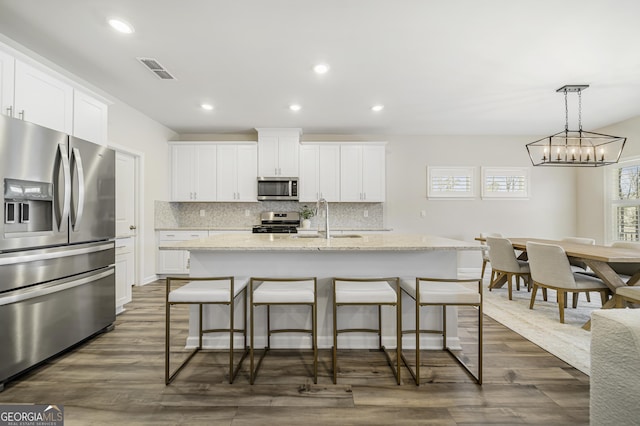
[526,85,626,167]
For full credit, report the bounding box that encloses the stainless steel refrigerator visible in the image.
[0,114,116,391]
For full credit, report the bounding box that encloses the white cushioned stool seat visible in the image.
[334,280,397,304]
[253,280,315,304]
[249,277,318,385]
[165,276,249,385]
[400,278,481,305]
[400,276,483,385]
[168,277,249,303]
[332,277,401,385]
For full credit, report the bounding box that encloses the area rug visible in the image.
[480,277,596,376]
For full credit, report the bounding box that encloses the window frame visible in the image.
[606,156,640,243]
[480,167,530,200]
[427,166,477,199]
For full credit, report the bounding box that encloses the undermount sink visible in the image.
[290,234,362,239]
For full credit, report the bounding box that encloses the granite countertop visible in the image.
[155,227,393,232]
[160,233,482,252]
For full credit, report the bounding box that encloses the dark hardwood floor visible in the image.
[0,281,590,425]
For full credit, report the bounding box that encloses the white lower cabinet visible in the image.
[115,237,134,314]
[156,230,208,274]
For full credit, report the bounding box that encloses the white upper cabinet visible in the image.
[73,89,108,145]
[299,144,340,202]
[171,143,217,201]
[216,143,257,202]
[14,60,73,134]
[340,144,386,202]
[0,50,14,118]
[257,128,301,177]
[0,43,109,142]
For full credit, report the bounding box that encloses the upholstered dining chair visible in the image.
[486,236,531,300]
[561,237,596,307]
[480,232,502,283]
[526,241,610,323]
[609,241,640,281]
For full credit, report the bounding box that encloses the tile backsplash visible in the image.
[155,201,384,229]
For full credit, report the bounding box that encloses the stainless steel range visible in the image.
[252,211,300,234]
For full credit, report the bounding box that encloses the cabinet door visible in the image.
[14,60,73,133]
[0,50,14,118]
[318,145,340,201]
[362,145,386,202]
[157,250,188,274]
[73,89,108,145]
[216,144,237,201]
[299,145,319,202]
[258,135,279,176]
[115,238,134,313]
[340,145,363,201]
[171,145,196,201]
[194,145,217,201]
[277,135,300,176]
[235,144,257,201]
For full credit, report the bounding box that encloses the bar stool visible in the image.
[165,276,249,385]
[250,277,317,384]
[400,276,483,385]
[332,277,401,385]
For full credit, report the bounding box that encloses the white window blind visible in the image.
[481,167,529,199]
[427,167,476,199]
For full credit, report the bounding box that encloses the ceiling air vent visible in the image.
[136,57,176,80]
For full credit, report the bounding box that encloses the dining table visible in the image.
[479,237,640,330]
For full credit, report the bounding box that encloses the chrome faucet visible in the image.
[316,198,330,239]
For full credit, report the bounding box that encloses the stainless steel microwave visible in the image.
[257,177,299,201]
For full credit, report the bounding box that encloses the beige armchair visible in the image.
[486,236,531,300]
[526,241,610,323]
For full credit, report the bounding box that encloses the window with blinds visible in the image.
[427,166,476,199]
[481,167,529,199]
[613,164,640,241]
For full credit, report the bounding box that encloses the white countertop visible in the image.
[161,233,482,252]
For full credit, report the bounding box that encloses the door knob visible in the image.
[129,225,137,230]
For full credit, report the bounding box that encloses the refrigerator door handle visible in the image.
[0,242,114,266]
[71,147,85,231]
[57,143,71,231]
[0,268,114,307]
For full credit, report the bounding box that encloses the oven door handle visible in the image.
[0,268,114,307]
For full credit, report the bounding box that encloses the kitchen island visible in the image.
[163,233,482,350]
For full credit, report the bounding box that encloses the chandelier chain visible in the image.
[578,89,583,131]
[564,89,569,131]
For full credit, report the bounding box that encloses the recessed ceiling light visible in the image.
[201,103,214,111]
[108,18,135,34]
[371,104,384,112]
[313,63,330,74]
[289,104,302,111]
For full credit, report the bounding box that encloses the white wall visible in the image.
[108,102,176,283]
[384,134,577,267]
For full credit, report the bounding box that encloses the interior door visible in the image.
[115,151,136,238]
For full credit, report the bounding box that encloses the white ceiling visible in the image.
[1,0,640,136]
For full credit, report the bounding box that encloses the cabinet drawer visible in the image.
[158,230,208,241]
